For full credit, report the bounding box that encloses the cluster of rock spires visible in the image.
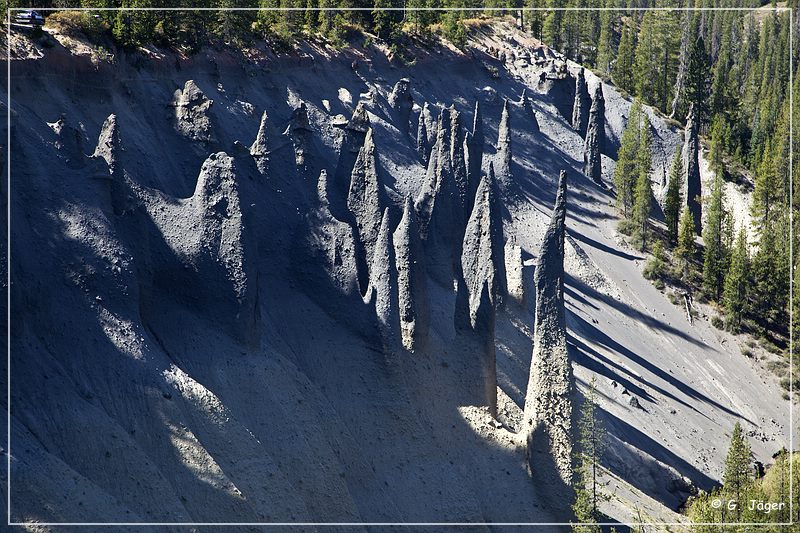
[80,77,575,491]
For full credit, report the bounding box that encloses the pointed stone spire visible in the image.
[347,128,384,285]
[250,111,270,156]
[371,208,401,351]
[496,99,512,183]
[523,170,573,487]
[505,239,524,305]
[172,80,214,143]
[684,104,702,233]
[52,116,88,169]
[388,78,413,134]
[449,106,469,217]
[285,102,312,168]
[583,84,605,185]
[416,107,430,165]
[461,163,505,311]
[572,67,590,136]
[521,89,540,133]
[394,197,429,352]
[347,101,370,134]
[249,111,270,174]
[92,114,121,178]
[466,101,485,213]
[332,102,371,220]
[317,168,331,208]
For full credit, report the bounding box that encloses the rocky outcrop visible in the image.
[523,170,573,487]
[414,110,462,286]
[466,101,484,213]
[388,78,413,134]
[505,239,524,305]
[393,197,430,352]
[190,153,259,346]
[51,116,88,169]
[331,102,371,220]
[347,128,384,288]
[416,106,430,165]
[250,111,270,173]
[171,80,214,143]
[572,68,590,136]
[683,104,702,233]
[284,102,312,168]
[497,99,512,183]
[371,208,401,351]
[583,85,605,185]
[92,114,121,178]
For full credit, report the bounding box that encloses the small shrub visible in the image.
[740,346,754,358]
[711,315,724,329]
[652,278,665,290]
[667,291,679,305]
[618,218,636,236]
[47,11,110,41]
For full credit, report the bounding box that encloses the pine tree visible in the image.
[572,376,605,533]
[664,150,683,246]
[614,25,636,94]
[676,206,696,279]
[702,172,727,301]
[613,99,643,218]
[595,9,615,77]
[723,422,752,522]
[723,228,749,331]
[631,114,652,251]
[685,36,711,130]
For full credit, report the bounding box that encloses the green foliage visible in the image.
[572,376,605,532]
[722,422,752,521]
[675,206,696,279]
[663,150,682,246]
[631,114,652,251]
[613,98,643,218]
[702,172,727,301]
[642,240,665,281]
[685,35,710,129]
[613,24,636,94]
[723,228,749,331]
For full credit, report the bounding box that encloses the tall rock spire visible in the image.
[394,197,430,352]
[388,78,413,135]
[331,102,371,220]
[572,68,590,136]
[347,127,384,290]
[523,170,573,487]
[520,89,540,133]
[285,102,312,168]
[684,104,702,233]
[250,111,270,173]
[496,99,512,183]
[92,114,121,179]
[416,104,430,165]
[449,106,469,219]
[371,208,401,351]
[466,101,485,213]
[583,85,605,185]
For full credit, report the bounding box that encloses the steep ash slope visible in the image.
[4,21,789,527]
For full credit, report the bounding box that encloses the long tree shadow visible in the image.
[569,230,645,261]
[600,407,718,497]
[569,313,754,425]
[566,273,713,351]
